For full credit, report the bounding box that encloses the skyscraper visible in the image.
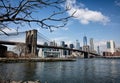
[60,41,66,56]
[107,41,111,49]
[97,46,100,55]
[60,41,65,47]
[50,40,57,46]
[90,38,94,52]
[76,40,80,49]
[44,42,48,46]
[107,40,115,53]
[69,44,74,49]
[83,36,87,46]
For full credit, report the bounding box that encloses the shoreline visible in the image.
[103,56,120,59]
[0,80,41,83]
[0,57,76,63]
[94,56,120,59]
[0,56,120,63]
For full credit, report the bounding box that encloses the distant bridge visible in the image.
[0,40,100,58]
[0,29,100,58]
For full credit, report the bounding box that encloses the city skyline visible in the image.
[39,0,120,50]
[1,0,120,82]
[1,0,120,51]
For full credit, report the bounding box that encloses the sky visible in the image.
[1,0,120,51]
[39,0,120,51]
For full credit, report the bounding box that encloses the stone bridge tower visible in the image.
[25,29,37,57]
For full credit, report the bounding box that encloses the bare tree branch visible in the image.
[13,43,27,56]
[0,0,76,34]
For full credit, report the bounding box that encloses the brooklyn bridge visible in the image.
[0,29,100,58]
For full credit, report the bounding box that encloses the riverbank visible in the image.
[0,80,41,83]
[103,56,120,59]
[0,57,76,63]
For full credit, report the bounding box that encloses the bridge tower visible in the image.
[25,29,37,57]
[84,52,88,58]
[83,46,89,58]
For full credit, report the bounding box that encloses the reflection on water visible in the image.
[0,58,120,83]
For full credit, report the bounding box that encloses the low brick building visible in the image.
[0,45,7,57]
[103,51,120,56]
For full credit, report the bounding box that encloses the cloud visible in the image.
[115,0,120,7]
[52,37,68,42]
[79,3,85,8]
[94,40,107,52]
[95,40,106,46]
[60,20,73,31]
[0,34,25,42]
[9,38,25,42]
[52,37,74,46]
[61,27,68,31]
[65,0,110,25]
[0,28,17,34]
[0,28,25,42]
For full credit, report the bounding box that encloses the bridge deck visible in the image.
[0,40,99,56]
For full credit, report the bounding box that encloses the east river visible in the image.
[0,58,120,83]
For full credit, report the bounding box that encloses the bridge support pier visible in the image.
[25,29,37,57]
[84,52,89,58]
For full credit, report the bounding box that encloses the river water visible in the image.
[0,58,120,83]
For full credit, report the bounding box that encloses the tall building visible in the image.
[107,40,115,54]
[60,41,65,47]
[90,38,94,52]
[60,41,66,56]
[97,46,100,55]
[69,44,74,49]
[83,36,87,46]
[69,44,74,55]
[50,40,57,46]
[107,41,111,49]
[44,42,48,46]
[76,40,80,50]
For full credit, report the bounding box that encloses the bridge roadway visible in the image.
[0,40,99,56]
